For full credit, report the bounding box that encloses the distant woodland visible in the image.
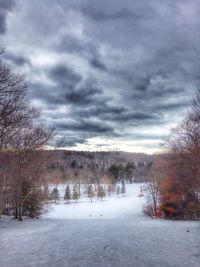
[44,150,155,184]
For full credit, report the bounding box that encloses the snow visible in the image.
[0,183,200,267]
[43,183,146,219]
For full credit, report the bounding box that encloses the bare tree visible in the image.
[0,49,38,149]
[0,48,54,220]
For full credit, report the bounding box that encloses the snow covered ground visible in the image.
[43,183,146,219]
[0,184,200,267]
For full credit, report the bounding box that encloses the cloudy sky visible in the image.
[0,0,199,153]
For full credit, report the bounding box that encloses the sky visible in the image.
[0,0,199,153]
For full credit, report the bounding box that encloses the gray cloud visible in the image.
[89,56,107,71]
[30,64,103,108]
[55,136,87,147]
[56,119,113,134]
[49,65,82,89]
[3,52,29,66]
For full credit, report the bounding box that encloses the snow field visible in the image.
[43,183,146,219]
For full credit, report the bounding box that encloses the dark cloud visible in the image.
[0,0,15,34]
[85,107,160,123]
[4,52,29,66]
[56,119,113,134]
[65,83,102,106]
[73,1,155,22]
[55,136,87,147]
[57,34,85,54]
[81,7,137,21]
[57,35,107,72]
[30,64,104,108]
[156,100,192,112]
[49,64,82,89]
[134,76,152,92]
[89,56,107,71]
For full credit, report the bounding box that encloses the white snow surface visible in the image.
[0,183,200,267]
[43,183,145,219]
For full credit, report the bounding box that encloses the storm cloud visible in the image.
[1,0,200,152]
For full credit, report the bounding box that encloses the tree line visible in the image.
[50,181,126,204]
[145,89,200,220]
[46,155,153,186]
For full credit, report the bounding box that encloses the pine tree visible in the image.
[121,180,126,196]
[64,184,71,204]
[51,187,60,202]
[88,184,95,202]
[116,185,120,197]
[72,184,80,203]
[98,185,106,201]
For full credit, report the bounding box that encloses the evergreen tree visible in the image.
[72,184,80,203]
[64,184,71,204]
[108,163,124,182]
[116,185,120,197]
[88,184,95,202]
[51,187,60,202]
[121,180,126,196]
[98,185,106,201]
